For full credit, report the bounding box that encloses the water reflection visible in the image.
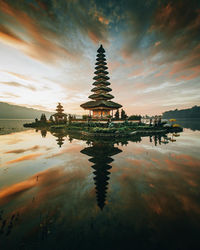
[41,129,183,210]
[175,119,200,131]
[81,142,122,210]
[47,130,180,210]
[1,126,200,250]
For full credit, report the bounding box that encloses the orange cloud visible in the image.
[0,1,72,63]
[88,30,100,44]
[176,65,200,81]
[98,16,109,25]
[0,24,26,47]
[154,68,167,77]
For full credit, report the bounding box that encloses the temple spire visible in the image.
[80,45,122,118]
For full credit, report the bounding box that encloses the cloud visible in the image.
[5,71,34,81]
[120,0,200,68]
[0,0,199,115]
[1,81,36,91]
[0,0,110,64]
[0,24,25,46]
[0,1,74,64]
[0,92,20,98]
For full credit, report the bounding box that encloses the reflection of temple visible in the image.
[51,131,66,148]
[149,134,167,146]
[81,142,122,210]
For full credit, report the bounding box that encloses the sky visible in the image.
[0,0,200,116]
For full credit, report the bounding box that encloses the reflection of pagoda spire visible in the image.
[81,142,122,210]
[93,163,111,210]
[41,129,47,138]
[56,136,65,148]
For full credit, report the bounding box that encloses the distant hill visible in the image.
[0,102,54,119]
[162,106,200,119]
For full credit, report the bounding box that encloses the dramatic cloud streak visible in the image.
[0,0,199,115]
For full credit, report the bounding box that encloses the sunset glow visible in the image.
[0,0,200,115]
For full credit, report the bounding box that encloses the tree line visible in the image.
[162,106,200,119]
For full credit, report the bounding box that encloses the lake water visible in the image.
[0,120,200,250]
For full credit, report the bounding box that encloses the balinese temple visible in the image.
[80,45,122,118]
[81,142,122,210]
[51,103,67,123]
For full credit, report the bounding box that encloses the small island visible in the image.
[24,45,183,138]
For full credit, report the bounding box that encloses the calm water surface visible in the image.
[0,120,200,250]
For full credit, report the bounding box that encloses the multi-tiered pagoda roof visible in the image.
[80,45,122,117]
[52,103,67,123]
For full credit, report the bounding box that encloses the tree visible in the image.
[40,113,47,122]
[128,115,141,121]
[114,109,119,119]
[49,115,54,123]
[121,109,127,120]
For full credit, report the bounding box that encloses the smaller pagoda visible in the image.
[51,103,67,124]
[81,45,122,118]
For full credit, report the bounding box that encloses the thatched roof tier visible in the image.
[97,53,105,58]
[95,65,108,70]
[91,86,112,92]
[93,75,110,80]
[94,70,109,75]
[96,57,106,61]
[92,81,110,86]
[81,100,122,109]
[55,103,64,113]
[89,157,113,164]
[52,112,67,117]
[88,93,114,100]
[95,61,107,65]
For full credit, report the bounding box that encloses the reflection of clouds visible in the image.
[115,145,200,216]
[6,153,42,165]
[0,177,36,204]
[0,164,88,206]
[45,144,83,159]
[0,130,200,249]
[5,145,40,154]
